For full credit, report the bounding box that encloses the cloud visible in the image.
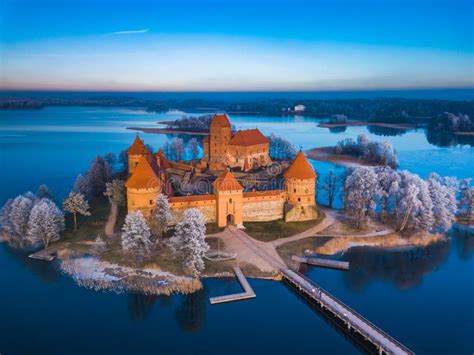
[110,29,149,35]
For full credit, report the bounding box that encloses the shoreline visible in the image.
[318,121,421,130]
[127,126,209,136]
[306,146,366,168]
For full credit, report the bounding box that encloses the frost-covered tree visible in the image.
[329,114,348,124]
[9,194,34,237]
[121,211,152,260]
[188,138,199,160]
[427,173,457,232]
[268,133,297,160]
[459,178,474,221]
[36,184,53,200]
[73,174,90,197]
[63,192,91,231]
[0,198,15,235]
[88,156,112,196]
[104,179,126,207]
[153,193,173,238]
[27,199,65,247]
[170,137,185,161]
[93,234,108,254]
[374,166,401,219]
[172,208,209,276]
[396,171,434,233]
[104,152,116,168]
[321,170,337,208]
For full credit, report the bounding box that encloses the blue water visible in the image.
[0,106,473,354]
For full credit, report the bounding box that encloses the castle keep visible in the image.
[126,113,318,227]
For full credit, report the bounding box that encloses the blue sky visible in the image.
[0,0,472,91]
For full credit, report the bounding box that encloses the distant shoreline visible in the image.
[127,126,209,136]
[318,121,421,130]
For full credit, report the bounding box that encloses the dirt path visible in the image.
[105,203,118,237]
[271,209,336,248]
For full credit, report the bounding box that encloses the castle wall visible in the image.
[228,143,271,171]
[169,195,217,225]
[284,204,318,222]
[242,191,286,221]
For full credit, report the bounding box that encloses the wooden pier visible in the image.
[292,255,349,270]
[28,244,62,261]
[209,266,256,305]
[281,269,413,355]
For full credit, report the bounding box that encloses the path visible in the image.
[105,203,118,237]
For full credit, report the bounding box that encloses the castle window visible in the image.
[229,198,232,203]
[149,200,153,205]
[298,198,301,202]
[294,189,296,193]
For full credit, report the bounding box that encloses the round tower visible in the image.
[125,156,161,217]
[128,136,150,175]
[283,151,318,221]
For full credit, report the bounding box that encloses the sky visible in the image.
[0,0,473,91]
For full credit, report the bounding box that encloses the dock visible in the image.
[292,255,349,270]
[209,266,256,305]
[28,244,61,261]
[281,269,413,355]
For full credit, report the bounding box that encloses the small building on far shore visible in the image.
[294,104,306,112]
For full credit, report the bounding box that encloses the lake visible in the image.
[0,106,473,354]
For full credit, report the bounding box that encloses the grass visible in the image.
[243,208,326,242]
[276,237,332,269]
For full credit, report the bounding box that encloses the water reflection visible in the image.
[1,244,61,283]
[328,126,347,134]
[452,224,474,260]
[174,288,207,333]
[127,294,158,321]
[426,129,474,147]
[367,125,408,137]
[342,240,450,291]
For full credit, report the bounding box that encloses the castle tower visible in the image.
[213,170,244,227]
[128,136,151,175]
[208,113,232,164]
[283,151,318,221]
[126,156,161,217]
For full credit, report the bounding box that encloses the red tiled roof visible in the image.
[210,113,231,128]
[126,156,160,189]
[128,136,148,155]
[229,129,268,146]
[213,170,244,191]
[284,151,317,179]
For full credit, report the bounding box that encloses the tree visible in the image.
[374,166,400,219]
[9,194,34,237]
[329,114,348,124]
[73,174,89,196]
[268,133,297,160]
[93,234,108,254]
[459,178,473,221]
[322,170,337,208]
[63,192,91,231]
[121,211,152,260]
[396,171,434,233]
[170,137,185,161]
[88,156,112,196]
[36,184,53,200]
[153,193,173,238]
[188,138,199,160]
[171,209,209,276]
[27,199,65,247]
[104,179,126,207]
[427,173,457,232]
[104,152,116,168]
[0,199,15,235]
[344,167,379,229]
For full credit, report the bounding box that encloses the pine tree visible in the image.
[27,199,65,247]
[153,193,173,238]
[121,211,152,260]
[36,184,53,200]
[0,199,15,235]
[63,192,91,231]
[73,174,90,196]
[172,209,209,276]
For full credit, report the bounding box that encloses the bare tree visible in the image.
[63,192,91,231]
[322,170,337,208]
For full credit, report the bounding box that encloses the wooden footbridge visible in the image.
[209,266,256,305]
[227,227,414,354]
[281,269,414,355]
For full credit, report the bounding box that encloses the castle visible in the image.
[126,113,318,228]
